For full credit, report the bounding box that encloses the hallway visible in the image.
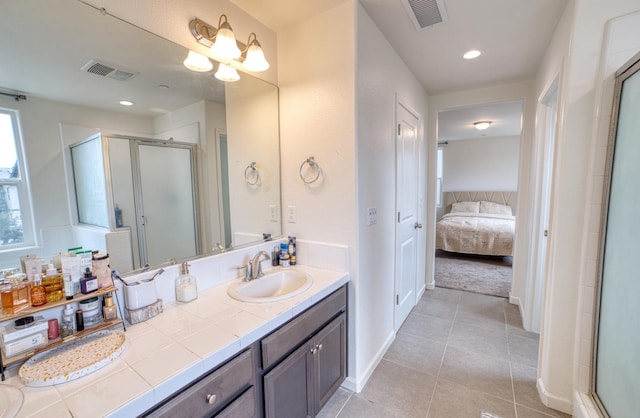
[319,288,571,418]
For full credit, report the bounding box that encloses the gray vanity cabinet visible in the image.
[262,286,347,418]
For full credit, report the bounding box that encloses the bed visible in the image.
[436,192,516,256]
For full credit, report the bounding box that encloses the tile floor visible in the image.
[318,288,572,418]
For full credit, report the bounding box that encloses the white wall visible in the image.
[356,2,429,389]
[442,136,520,192]
[530,0,640,415]
[278,0,358,382]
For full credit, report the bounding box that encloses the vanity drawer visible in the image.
[261,285,346,369]
[143,348,254,418]
[215,386,257,418]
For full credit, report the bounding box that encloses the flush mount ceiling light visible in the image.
[119,100,134,106]
[183,50,213,72]
[473,121,492,130]
[187,16,270,80]
[463,49,482,59]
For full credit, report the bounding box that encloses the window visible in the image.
[436,148,444,207]
[0,109,33,249]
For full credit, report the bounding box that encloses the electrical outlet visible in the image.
[367,207,377,226]
[287,205,297,223]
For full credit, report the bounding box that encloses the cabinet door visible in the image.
[263,341,313,418]
[312,313,347,414]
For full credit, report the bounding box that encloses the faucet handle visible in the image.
[237,264,250,281]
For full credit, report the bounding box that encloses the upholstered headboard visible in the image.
[444,191,517,214]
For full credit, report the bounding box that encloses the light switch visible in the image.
[269,205,278,222]
[367,207,377,226]
[287,205,296,223]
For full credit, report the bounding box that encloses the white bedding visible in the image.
[435,212,515,256]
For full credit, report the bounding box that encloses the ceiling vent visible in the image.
[402,0,448,30]
[80,59,138,81]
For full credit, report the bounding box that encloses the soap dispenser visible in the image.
[175,262,197,303]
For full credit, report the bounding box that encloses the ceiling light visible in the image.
[214,63,240,82]
[463,50,482,59]
[119,100,134,106]
[183,50,213,72]
[473,121,492,130]
[242,33,270,72]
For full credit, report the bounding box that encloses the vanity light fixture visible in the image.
[183,50,213,72]
[188,16,270,81]
[214,63,240,82]
[463,49,482,59]
[473,121,492,130]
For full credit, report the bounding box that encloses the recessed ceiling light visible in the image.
[119,100,134,106]
[158,85,170,90]
[463,50,482,60]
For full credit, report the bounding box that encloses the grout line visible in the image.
[332,391,353,418]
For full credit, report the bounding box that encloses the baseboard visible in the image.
[573,391,603,418]
[417,284,426,299]
[345,330,395,393]
[426,279,435,290]
[537,377,573,414]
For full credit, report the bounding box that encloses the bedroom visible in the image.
[434,99,522,298]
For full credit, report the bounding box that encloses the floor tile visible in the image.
[398,311,452,344]
[383,332,446,376]
[506,314,540,340]
[511,363,569,417]
[516,404,571,418]
[460,292,507,308]
[439,346,513,401]
[355,359,436,418]
[317,387,352,418]
[428,378,516,418]
[509,334,540,368]
[424,287,463,304]
[337,395,406,418]
[413,296,458,322]
[448,321,509,358]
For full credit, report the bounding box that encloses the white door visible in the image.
[395,102,420,331]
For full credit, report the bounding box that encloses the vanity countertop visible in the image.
[0,265,349,418]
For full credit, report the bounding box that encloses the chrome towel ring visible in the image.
[299,156,321,184]
[244,162,260,186]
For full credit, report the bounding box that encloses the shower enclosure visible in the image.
[592,52,640,417]
[70,134,199,268]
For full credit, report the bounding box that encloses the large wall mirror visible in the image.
[0,0,281,274]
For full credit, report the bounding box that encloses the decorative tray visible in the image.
[18,330,127,387]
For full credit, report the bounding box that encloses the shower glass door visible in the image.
[594,53,640,417]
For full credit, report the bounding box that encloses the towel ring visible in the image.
[299,156,321,184]
[244,162,260,186]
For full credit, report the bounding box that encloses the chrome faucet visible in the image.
[248,251,271,281]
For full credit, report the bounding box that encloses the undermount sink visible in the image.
[227,269,313,303]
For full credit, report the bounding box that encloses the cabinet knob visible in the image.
[206,393,217,405]
[317,344,323,351]
[310,347,317,354]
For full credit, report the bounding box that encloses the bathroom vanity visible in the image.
[0,261,349,418]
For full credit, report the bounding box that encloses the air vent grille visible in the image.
[402,0,448,30]
[80,59,137,81]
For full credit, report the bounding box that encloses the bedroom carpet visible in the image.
[434,250,512,298]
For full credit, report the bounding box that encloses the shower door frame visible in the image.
[591,51,640,418]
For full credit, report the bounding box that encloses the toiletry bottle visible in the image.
[30,273,47,307]
[61,304,76,339]
[272,246,279,266]
[1,282,13,309]
[75,308,84,332]
[8,273,29,307]
[279,243,290,267]
[64,274,74,300]
[175,262,197,303]
[103,293,117,320]
[80,268,98,294]
[42,263,64,303]
[92,253,112,288]
[288,236,297,265]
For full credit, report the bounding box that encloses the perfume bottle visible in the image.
[30,273,47,307]
[103,293,117,320]
[175,262,197,303]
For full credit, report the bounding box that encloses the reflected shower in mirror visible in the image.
[0,0,281,274]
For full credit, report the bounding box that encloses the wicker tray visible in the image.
[19,330,127,387]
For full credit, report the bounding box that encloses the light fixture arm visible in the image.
[189,17,248,52]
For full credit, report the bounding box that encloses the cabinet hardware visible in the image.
[310,347,317,354]
[206,393,217,405]
[317,344,323,351]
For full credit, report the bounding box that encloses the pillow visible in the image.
[479,201,513,216]
[450,201,480,213]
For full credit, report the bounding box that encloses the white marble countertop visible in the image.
[0,265,349,418]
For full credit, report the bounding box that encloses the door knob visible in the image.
[414,222,423,229]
